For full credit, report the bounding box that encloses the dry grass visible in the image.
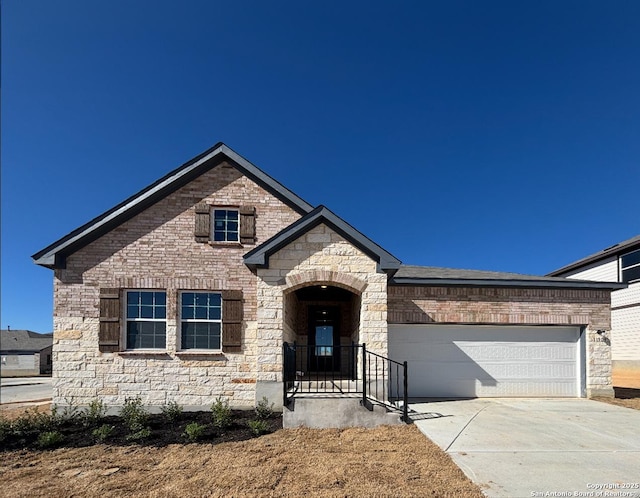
[0,424,482,498]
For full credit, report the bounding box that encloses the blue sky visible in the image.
[2,0,639,333]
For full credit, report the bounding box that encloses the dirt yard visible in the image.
[0,424,482,498]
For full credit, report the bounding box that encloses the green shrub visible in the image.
[255,397,274,420]
[37,431,64,449]
[83,399,107,427]
[184,422,207,442]
[57,399,81,421]
[119,397,152,441]
[10,414,34,438]
[211,397,232,430]
[0,416,12,443]
[247,419,269,436]
[161,401,183,423]
[11,408,60,437]
[125,426,151,442]
[92,424,114,443]
[119,396,148,431]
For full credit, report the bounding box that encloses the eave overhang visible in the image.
[390,277,627,290]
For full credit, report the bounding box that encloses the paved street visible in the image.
[0,376,52,405]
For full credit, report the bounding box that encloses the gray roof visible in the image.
[244,205,402,272]
[548,234,640,277]
[1,330,53,353]
[391,265,626,289]
[32,143,314,269]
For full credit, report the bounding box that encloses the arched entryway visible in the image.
[283,283,361,378]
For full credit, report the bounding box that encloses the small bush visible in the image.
[125,426,151,442]
[57,399,81,421]
[83,399,107,427]
[120,396,148,431]
[11,408,60,437]
[37,430,64,449]
[120,397,151,441]
[92,424,114,443]
[211,397,232,430]
[255,397,274,420]
[247,419,269,436]
[0,416,12,443]
[184,422,207,442]
[161,401,183,423]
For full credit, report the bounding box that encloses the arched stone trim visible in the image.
[284,270,368,295]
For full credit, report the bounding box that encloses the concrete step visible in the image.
[283,397,404,429]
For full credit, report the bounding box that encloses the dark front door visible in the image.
[309,306,340,372]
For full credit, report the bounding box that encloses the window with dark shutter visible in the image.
[194,203,210,242]
[239,206,256,244]
[221,290,243,352]
[99,288,121,352]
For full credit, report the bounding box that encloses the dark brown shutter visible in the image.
[99,288,121,353]
[194,203,210,242]
[222,290,242,352]
[239,206,256,244]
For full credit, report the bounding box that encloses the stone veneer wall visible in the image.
[388,286,613,397]
[52,163,301,409]
[255,224,388,397]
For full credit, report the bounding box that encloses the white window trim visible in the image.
[123,289,167,351]
[211,207,240,243]
[178,290,223,352]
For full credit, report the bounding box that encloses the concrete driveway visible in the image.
[410,399,640,498]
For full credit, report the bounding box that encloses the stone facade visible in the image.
[388,286,613,396]
[52,163,301,409]
[255,224,387,399]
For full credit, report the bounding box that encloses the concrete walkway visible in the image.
[410,399,640,498]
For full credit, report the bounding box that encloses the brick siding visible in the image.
[52,163,301,408]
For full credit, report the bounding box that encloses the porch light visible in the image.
[320,285,328,289]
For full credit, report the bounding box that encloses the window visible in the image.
[126,291,166,349]
[180,292,222,350]
[213,209,239,242]
[621,248,640,283]
[315,326,334,357]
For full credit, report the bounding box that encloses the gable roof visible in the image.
[547,234,640,277]
[243,205,402,272]
[391,265,626,289]
[1,330,53,353]
[32,143,314,269]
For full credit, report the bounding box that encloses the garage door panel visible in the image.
[389,325,580,398]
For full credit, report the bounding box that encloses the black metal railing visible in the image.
[283,342,408,422]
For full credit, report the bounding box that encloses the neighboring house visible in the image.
[32,143,624,413]
[1,330,53,376]
[548,235,640,385]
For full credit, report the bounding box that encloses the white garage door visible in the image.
[389,324,582,398]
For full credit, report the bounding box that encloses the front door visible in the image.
[309,306,340,372]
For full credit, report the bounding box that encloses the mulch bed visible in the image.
[1,410,282,451]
